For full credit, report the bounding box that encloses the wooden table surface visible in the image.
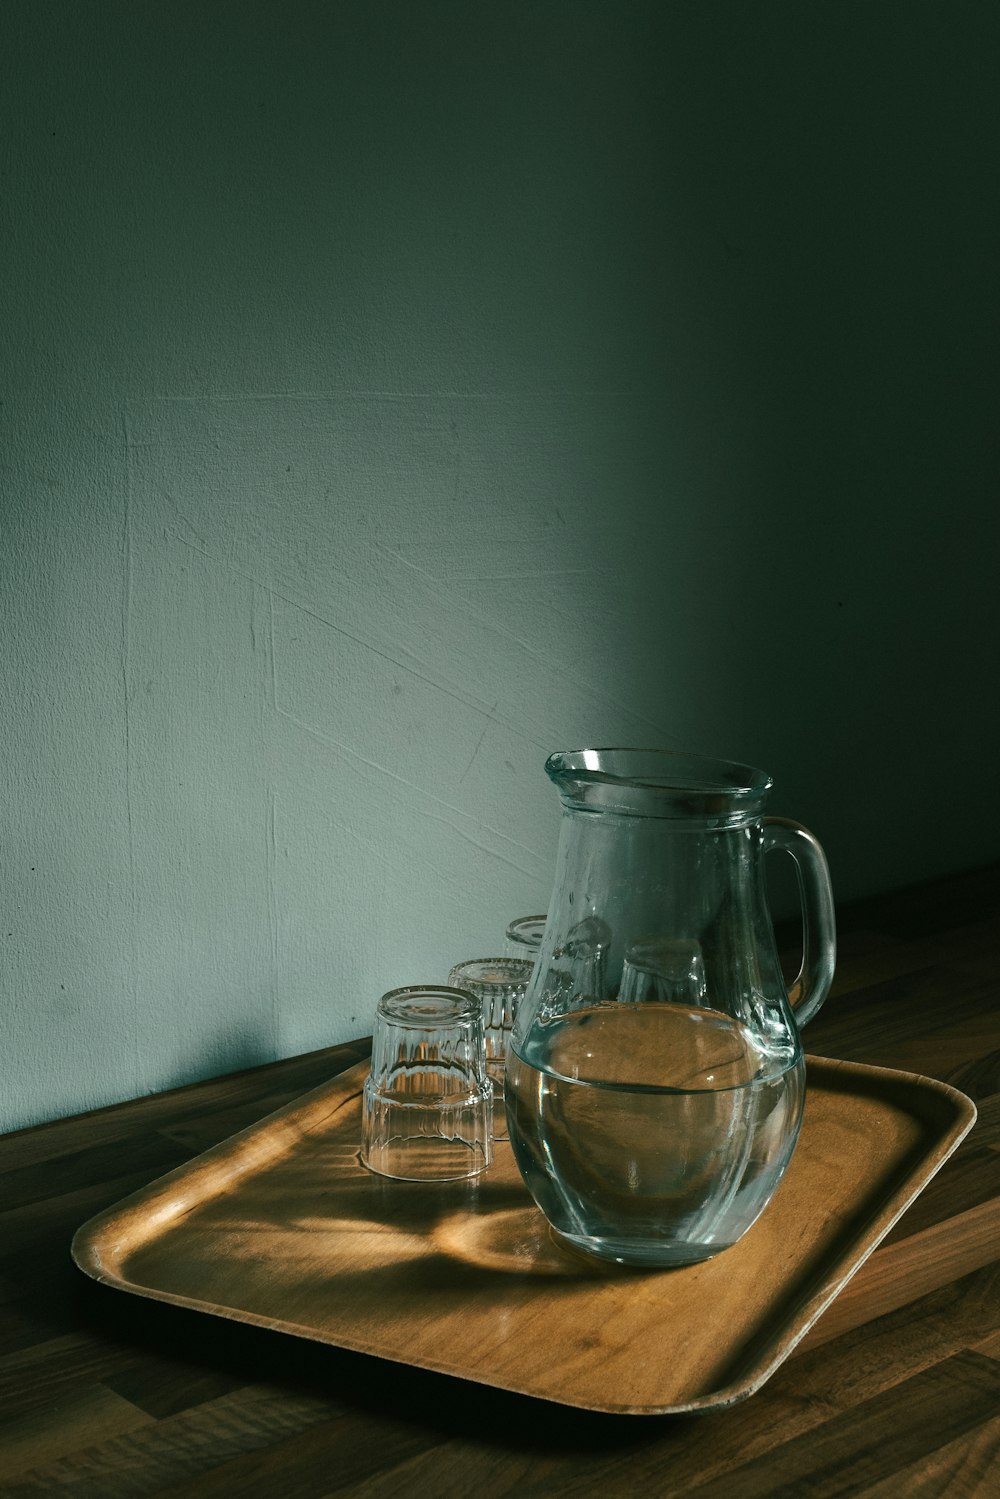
[2,864,999,1497]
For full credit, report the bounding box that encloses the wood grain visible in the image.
[1,867,998,1492]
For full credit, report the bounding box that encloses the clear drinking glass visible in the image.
[619,936,708,1007]
[506,748,836,1268]
[362,985,493,1180]
[446,958,533,1142]
[504,915,548,964]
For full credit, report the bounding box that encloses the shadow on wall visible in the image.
[2,0,997,1131]
[154,1017,280,1108]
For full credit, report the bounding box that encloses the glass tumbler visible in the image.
[446,958,533,1141]
[361,985,493,1181]
[619,936,708,1007]
[504,915,548,965]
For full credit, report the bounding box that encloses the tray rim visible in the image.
[71,1053,977,1416]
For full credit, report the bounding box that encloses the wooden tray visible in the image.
[72,1056,975,1415]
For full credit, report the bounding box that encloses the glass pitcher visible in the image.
[505,748,836,1268]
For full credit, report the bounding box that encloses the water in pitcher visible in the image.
[505,1002,805,1267]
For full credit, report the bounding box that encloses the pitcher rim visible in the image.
[545,747,774,800]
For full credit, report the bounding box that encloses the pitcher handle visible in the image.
[763,817,837,1028]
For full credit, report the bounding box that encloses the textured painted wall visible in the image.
[2,2,998,1132]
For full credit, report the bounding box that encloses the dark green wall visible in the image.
[2,2,997,1130]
